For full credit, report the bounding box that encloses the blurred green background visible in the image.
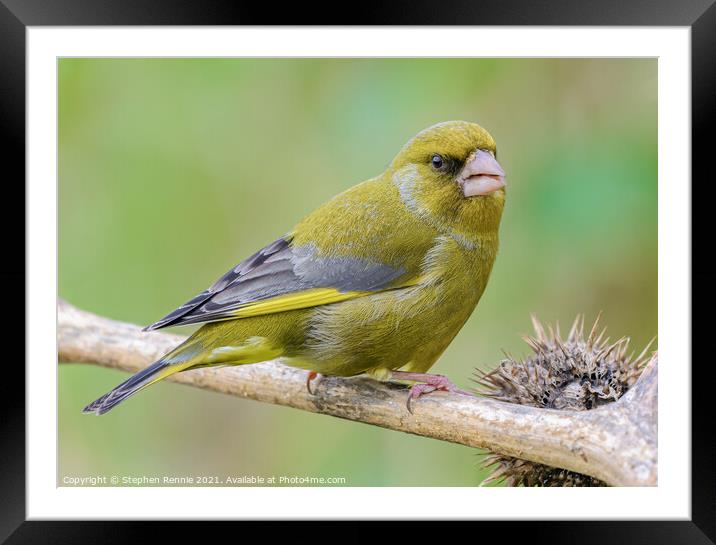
[59,58,657,487]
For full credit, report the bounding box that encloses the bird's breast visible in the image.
[418,235,497,302]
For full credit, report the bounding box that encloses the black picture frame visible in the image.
[2,0,710,541]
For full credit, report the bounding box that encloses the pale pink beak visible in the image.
[458,149,506,197]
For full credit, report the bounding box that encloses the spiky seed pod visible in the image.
[475,314,654,487]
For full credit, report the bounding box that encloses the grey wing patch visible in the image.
[144,236,406,331]
[291,244,406,292]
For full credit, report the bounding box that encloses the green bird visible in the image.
[83,120,507,415]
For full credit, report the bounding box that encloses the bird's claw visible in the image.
[306,371,323,395]
[406,383,437,414]
[397,373,474,414]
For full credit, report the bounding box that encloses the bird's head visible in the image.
[389,121,506,238]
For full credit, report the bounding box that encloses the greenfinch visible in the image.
[83,120,506,415]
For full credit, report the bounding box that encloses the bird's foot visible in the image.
[306,370,323,395]
[390,371,474,414]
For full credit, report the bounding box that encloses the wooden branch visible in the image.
[57,299,657,486]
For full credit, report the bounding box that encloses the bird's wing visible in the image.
[144,235,418,330]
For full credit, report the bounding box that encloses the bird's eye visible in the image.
[431,154,444,170]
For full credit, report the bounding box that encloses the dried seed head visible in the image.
[474,314,654,487]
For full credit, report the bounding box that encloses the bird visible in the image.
[83,120,507,416]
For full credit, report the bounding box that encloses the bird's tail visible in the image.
[82,326,284,415]
[82,341,202,415]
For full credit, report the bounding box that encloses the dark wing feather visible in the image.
[144,236,407,330]
[144,237,293,330]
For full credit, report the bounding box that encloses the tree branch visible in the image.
[57,299,657,486]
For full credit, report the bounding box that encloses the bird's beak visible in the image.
[458,149,506,197]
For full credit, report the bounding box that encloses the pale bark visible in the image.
[57,299,657,486]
